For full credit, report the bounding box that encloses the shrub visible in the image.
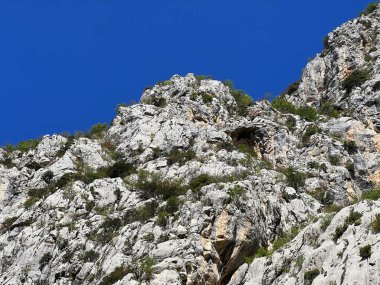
[255,247,270,258]
[80,250,99,262]
[56,173,79,189]
[333,223,348,242]
[346,210,362,225]
[345,162,355,176]
[320,99,341,118]
[28,187,54,199]
[359,245,372,260]
[223,80,253,116]
[272,226,300,251]
[282,167,306,190]
[324,203,343,213]
[297,106,318,122]
[88,123,108,139]
[24,196,40,209]
[304,269,320,285]
[16,139,40,153]
[139,257,155,281]
[244,255,255,264]
[102,161,136,178]
[323,35,329,49]
[320,214,334,231]
[228,185,246,200]
[134,170,185,200]
[39,253,53,270]
[99,266,129,285]
[124,202,157,224]
[343,140,358,154]
[188,174,215,194]
[329,155,341,166]
[102,217,123,232]
[41,171,54,184]
[302,125,320,145]
[371,213,380,233]
[342,69,371,92]
[152,97,167,108]
[201,92,213,103]
[156,211,169,227]
[143,233,155,242]
[1,216,18,233]
[272,97,297,113]
[165,196,182,214]
[310,188,334,205]
[283,80,301,95]
[362,188,380,200]
[360,2,378,16]
[285,116,297,131]
[167,148,196,166]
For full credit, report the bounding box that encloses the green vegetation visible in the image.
[134,170,185,200]
[320,214,334,231]
[223,80,253,116]
[24,186,56,209]
[342,69,371,92]
[188,173,215,194]
[272,96,318,122]
[343,140,358,154]
[1,216,18,233]
[361,188,380,200]
[135,257,155,281]
[285,116,297,131]
[360,2,378,16]
[333,223,348,242]
[371,213,380,233]
[272,226,301,251]
[310,188,334,205]
[282,80,301,95]
[346,210,362,225]
[280,167,306,190]
[201,92,213,103]
[359,245,372,260]
[156,211,169,227]
[41,170,54,184]
[329,155,341,166]
[99,266,129,285]
[320,99,341,118]
[228,185,246,200]
[304,269,320,285]
[167,148,196,166]
[80,250,100,262]
[323,35,329,49]
[302,125,320,145]
[24,196,40,209]
[88,123,108,139]
[39,252,53,270]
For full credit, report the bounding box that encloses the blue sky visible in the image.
[0,0,373,145]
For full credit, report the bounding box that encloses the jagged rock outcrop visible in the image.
[1,4,380,285]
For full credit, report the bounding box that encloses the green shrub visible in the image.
[16,139,40,153]
[272,97,297,113]
[139,257,155,281]
[99,266,129,285]
[244,255,255,264]
[346,210,362,225]
[88,123,108,139]
[304,269,320,285]
[323,35,329,49]
[371,213,380,233]
[102,217,123,232]
[125,202,157,224]
[324,203,343,213]
[1,216,18,233]
[302,125,320,145]
[24,196,40,209]
[345,162,355,176]
[201,92,213,103]
[285,116,297,131]
[255,247,270,258]
[80,250,99,262]
[102,161,136,178]
[28,187,53,199]
[360,2,378,16]
[165,196,182,214]
[156,211,169,227]
[236,143,257,158]
[329,155,341,166]
[167,148,196,166]
[362,188,380,200]
[320,214,334,231]
[283,80,301,95]
[223,80,253,116]
[297,106,318,122]
[310,188,334,205]
[143,232,155,242]
[228,185,246,200]
[188,174,216,194]
[152,97,167,108]
[359,245,372,260]
[134,170,185,200]
[281,167,306,190]
[320,99,341,118]
[42,171,54,184]
[56,173,79,189]
[342,69,371,92]
[333,223,348,242]
[343,140,358,154]
[39,252,53,270]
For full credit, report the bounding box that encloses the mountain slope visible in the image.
[1,4,380,285]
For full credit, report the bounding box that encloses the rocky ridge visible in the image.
[1,4,380,285]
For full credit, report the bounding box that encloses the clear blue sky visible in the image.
[0,0,373,145]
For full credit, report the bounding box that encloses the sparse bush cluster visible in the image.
[99,266,129,285]
[359,245,372,260]
[272,97,318,122]
[333,210,362,242]
[342,69,371,92]
[361,188,380,200]
[359,2,378,16]
[302,125,320,145]
[166,148,196,166]
[319,99,341,118]
[279,167,306,190]
[304,269,320,285]
[223,80,253,116]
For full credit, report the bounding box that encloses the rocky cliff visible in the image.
[1,4,380,285]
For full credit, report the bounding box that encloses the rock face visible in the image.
[1,4,380,285]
